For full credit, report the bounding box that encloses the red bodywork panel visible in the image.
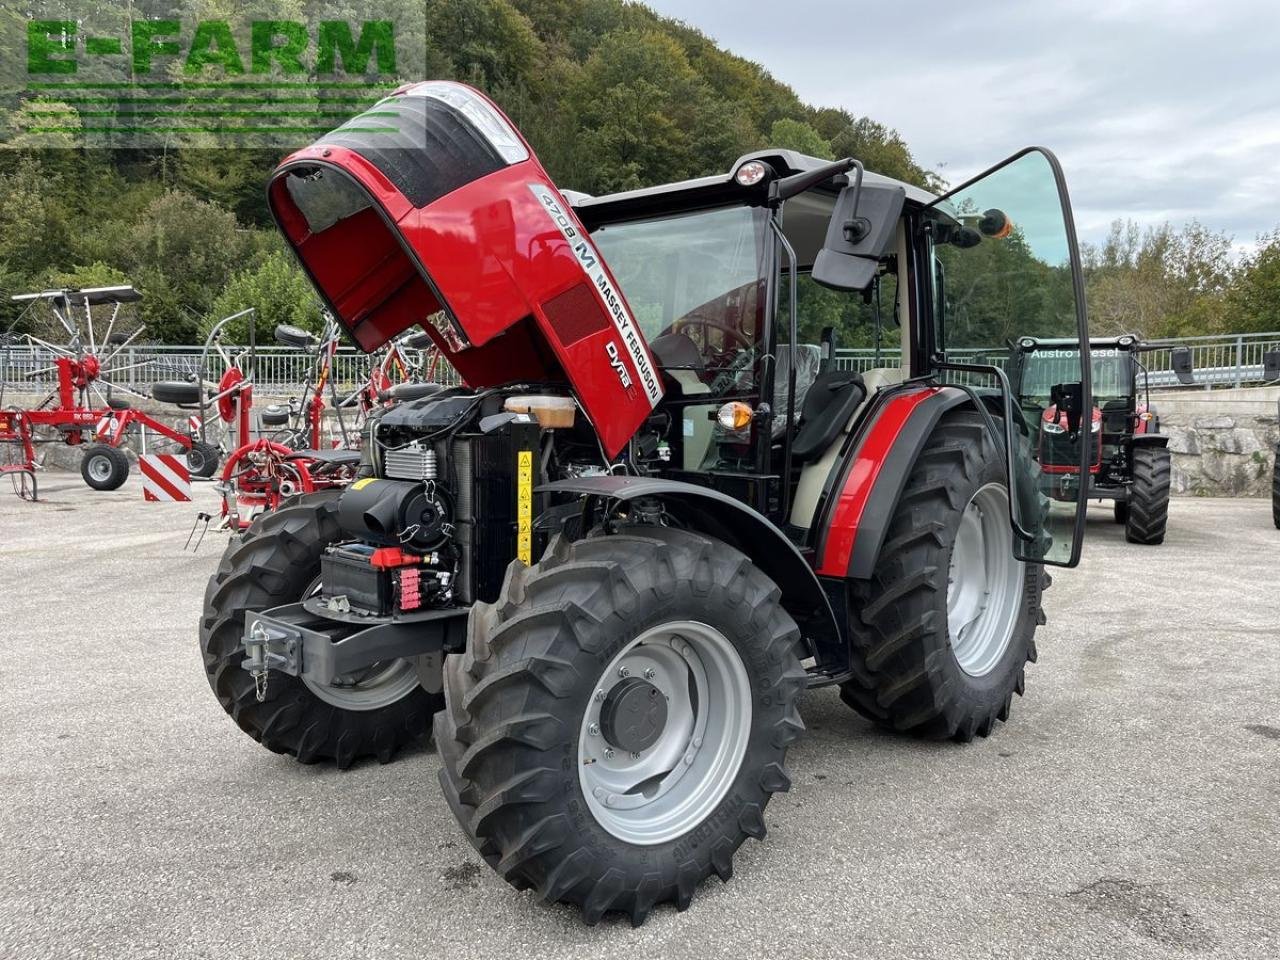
[817,386,939,576]
[267,82,661,457]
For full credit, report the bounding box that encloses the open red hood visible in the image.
[267,81,661,456]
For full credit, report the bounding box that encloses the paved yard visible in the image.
[1,476,1277,959]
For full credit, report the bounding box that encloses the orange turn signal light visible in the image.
[717,401,754,430]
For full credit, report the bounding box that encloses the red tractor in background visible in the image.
[199,81,1095,924]
[1010,335,1194,544]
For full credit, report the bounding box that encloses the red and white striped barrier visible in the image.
[140,454,192,502]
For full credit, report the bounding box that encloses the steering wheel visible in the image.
[670,316,753,353]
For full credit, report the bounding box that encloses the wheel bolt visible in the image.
[605,794,617,807]
[629,751,641,760]
[692,737,703,749]
[594,689,605,702]
[588,722,600,736]
[643,667,655,680]
[603,747,614,760]
[593,787,606,800]
[618,666,631,678]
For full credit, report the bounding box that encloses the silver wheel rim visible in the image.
[298,579,419,711]
[947,482,1024,677]
[578,620,752,846]
[87,454,113,483]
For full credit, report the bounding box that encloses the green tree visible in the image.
[768,118,833,160]
[1227,230,1280,333]
[208,247,323,341]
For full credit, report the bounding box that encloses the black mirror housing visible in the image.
[1171,346,1195,385]
[812,184,905,292]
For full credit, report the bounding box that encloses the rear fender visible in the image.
[539,476,841,663]
[1129,434,1169,449]
[815,384,976,580]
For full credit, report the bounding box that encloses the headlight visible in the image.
[1091,418,1102,433]
[1041,420,1065,434]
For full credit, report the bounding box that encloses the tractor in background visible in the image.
[1010,335,1193,544]
[199,81,1095,924]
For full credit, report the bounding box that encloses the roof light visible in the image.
[717,401,754,430]
[399,82,530,165]
[735,161,769,186]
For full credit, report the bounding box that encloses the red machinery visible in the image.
[216,315,362,529]
[1,286,197,497]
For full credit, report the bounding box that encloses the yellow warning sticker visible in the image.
[516,450,533,565]
[351,477,376,491]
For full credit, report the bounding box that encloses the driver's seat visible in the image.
[772,344,822,438]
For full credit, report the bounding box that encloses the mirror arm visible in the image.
[769,157,859,207]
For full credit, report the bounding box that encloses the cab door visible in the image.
[924,147,1091,566]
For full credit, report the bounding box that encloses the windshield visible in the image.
[1020,347,1129,402]
[592,206,770,393]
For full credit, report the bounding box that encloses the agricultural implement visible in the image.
[200,81,1094,923]
[1,286,199,496]
[1010,335,1193,544]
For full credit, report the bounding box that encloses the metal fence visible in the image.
[3,331,1277,398]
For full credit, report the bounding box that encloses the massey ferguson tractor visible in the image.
[1009,335,1192,544]
[199,81,1094,924]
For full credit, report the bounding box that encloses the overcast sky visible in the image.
[643,0,1280,253]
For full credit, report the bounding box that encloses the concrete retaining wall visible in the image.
[1151,386,1279,497]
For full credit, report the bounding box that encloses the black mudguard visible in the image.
[539,476,841,664]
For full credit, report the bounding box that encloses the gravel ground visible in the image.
[1,475,1277,959]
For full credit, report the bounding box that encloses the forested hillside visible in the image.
[0,0,930,342]
[0,1,1275,343]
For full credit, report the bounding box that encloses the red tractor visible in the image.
[200,82,1095,923]
[1010,335,1193,544]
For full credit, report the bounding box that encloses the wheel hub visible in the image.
[599,677,667,753]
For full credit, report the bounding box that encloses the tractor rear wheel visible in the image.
[436,526,807,924]
[1270,444,1279,529]
[839,409,1044,742]
[185,440,220,478]
[199,490,439,767]
[1125,445,1172,544]
[80,444,129,490]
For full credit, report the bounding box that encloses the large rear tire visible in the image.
[838,409,1044,742]
[80,443,129,490]
[1271,444,1279,530]
[1125,445,1172,544]
[436,526,807,924]
[199,490,439,767]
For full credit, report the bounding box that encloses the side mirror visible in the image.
[812,183,905,292]
[1051,381,1084,436]
[1171,346,1195,385]
[1264,350,1280,382]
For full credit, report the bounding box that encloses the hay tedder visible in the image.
[199,82,1095,923]
[0,286,200,498]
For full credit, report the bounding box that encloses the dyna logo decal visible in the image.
[527,183,661,408]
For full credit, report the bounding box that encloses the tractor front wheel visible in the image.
[199,490,438,767]
[839,409,1044,742]
[436,526,807,924]
[1113,500,1129,524]
[80,444,129,490]
[1125,445,1172,544]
